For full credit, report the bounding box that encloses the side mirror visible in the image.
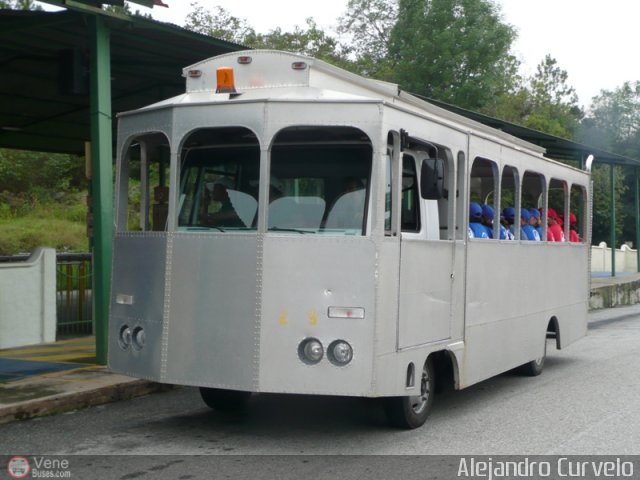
[420,158,445,200]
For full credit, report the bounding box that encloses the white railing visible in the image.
[0,247,57,349]
[591,242,638,273]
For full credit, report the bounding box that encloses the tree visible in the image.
[0,0,42,9]
[337,0,398,79]
[581,82,640,246]
[184,2,255,45]
[184,3,349,67]
[582,81,640,159]
[484,55,583,139]
[249,18,348,66]
[590,164,627,246]
[387,0,518,110]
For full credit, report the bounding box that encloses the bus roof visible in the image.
[123,49,548,157]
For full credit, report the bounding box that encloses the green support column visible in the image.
[610,164,616,277]
[90,15,113,364]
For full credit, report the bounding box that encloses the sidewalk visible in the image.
[0,337,170,425]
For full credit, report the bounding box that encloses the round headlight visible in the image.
[328,340,353,366]
[298,338,324,365]
[118,325,132,349]
[132,327,145,350]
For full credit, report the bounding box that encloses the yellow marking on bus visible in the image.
[278,310,289,325]
[309,310,318,326]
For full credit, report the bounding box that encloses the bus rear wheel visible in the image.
[199,387,251,412]
[384,358,435,429]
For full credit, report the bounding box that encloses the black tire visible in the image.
[199,387,251,412]
[517,338,547,376]
[384,358,435,429]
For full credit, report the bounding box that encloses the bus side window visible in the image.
[118,133,170,233]
[570,184,587,243]
[401,154,420,232]
[469,157,498,239]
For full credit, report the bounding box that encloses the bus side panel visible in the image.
[164,234,259,390]
[462,241,587,388]
[398,239,453,347]
[109,234,167,380]
[552,244,589,348]
[259,236,377,396]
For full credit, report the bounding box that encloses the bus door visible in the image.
[397,148,454,349]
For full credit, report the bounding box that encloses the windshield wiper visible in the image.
[185,226,226,232]
[269,227,313,234]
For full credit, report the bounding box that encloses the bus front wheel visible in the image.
[517,338,547,377]
[384,358,435,429]
[199,387,251,412]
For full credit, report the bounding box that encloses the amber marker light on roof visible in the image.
[237,56,252,64]
[187,69,202,78]
[216,66,236,93]
[291,61,308,70]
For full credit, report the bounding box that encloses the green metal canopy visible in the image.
[0,8,242,154]
[423,97,640,167]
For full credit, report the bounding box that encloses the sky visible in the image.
[40,0,640,108]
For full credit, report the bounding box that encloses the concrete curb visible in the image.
[0,373,173,425]
[590,276,640,310]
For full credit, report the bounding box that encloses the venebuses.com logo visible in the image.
[6,456,30,479]
[6,456,71,478]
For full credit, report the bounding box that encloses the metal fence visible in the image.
[56,253,93,337]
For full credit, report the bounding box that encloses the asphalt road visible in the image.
[1,306,639,478]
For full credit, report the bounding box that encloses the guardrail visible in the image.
[55,253,93,337]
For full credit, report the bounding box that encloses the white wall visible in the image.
[591,242,638,273]
[0,247,57,349]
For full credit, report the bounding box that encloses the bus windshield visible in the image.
[177,126,372,235]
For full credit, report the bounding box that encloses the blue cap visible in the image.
[481,204,494,221]
[520,208,531,222]
[503,207,515,223]
[529,208,541,219]
[469,202,482,221]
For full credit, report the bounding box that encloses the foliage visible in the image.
[590,164,628,246]
[0,0,42,9]
[387,0,518,110]
[0,192,88,255]
[580,82,640,246]
[185,3,349,67]
[250,19,350,66]
[102,3,153,18]
[0,149,86,196]
[185,3,255,44]
[581,81,640,159]
[337,0,398,79]
[483,55,582,139]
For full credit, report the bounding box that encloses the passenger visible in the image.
[200,176,245,228]
[468,202,490,238]
[547,208,565,242]
[342,176,365,193]
[502,207,520,239]
[520,208,540,241]
[569,213,580,242]
[499,209,515,240]
[528,208,544,239]
[480,204,494,238]
[482,204,511,240]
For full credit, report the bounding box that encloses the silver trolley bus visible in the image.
[109,50,591,428]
